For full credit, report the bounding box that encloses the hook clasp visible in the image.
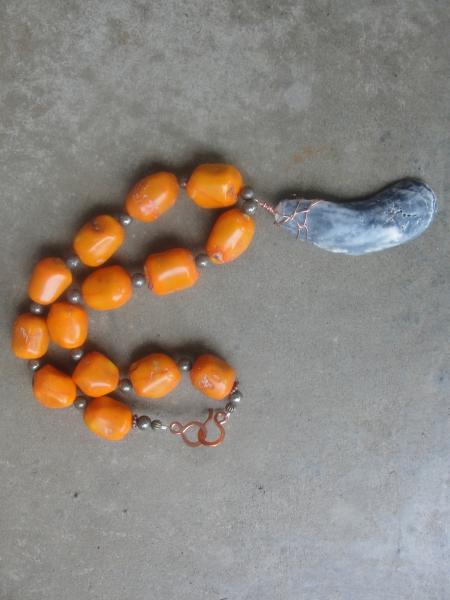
[170,409,228,448]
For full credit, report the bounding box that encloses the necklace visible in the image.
[11,163,437,447]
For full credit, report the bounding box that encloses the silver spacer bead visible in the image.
[132,414,138,429]
[137,415,152,430]
[131,273,146,288]
[28,359,42,372]
[179,175,189,188]
[29,302,45,315]
[70,347,84,361]
[65,255,80,270]
[229,389,242,403]
[117,213,133,227]
[242,200,258,216]
[73,396,88,410]
[67,289,82,304]
[151,419,167,431]
[195,253,210,269]
[119,378,133,393]
[240,186,255,201]
[225,401,235,414]
[177,357,193,372]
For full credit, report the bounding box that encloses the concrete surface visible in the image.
[1,1,449,599]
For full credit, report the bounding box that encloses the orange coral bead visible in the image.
[206,208,255,264]
[81,265,132,310]
[46,302,88,349]
[11,313,49,359]
[33,364,77,409]
[190,354,236,400]
[73,215,125,267]
[28,257,73,305]
[84,396,132,441]
[186,163,243,209]
[144,248,199,296]
[72,351,119,397]
[125,172,179,222]
[129,353,181,399]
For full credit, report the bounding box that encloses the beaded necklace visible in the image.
[11,163,436,447]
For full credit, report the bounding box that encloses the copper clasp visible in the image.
[170,409,228,448]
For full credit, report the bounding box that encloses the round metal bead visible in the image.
[65,255,80,270]
[178,357,193,372]
[67,289,82,304]
[242,200,258,216]
[118,213,133,227]
[137,415,152,430]
[240,186,255,200]
[229,389,242,403]
[70,347,84,361]
[131,273,146,288]
[225,401,235,414]
[179,175,189,188]
[119,378,133,393]
[195,254,210,269]
[28,359,41,372]
[73,396,88,410]
[151,419,167,431]
[29,302,45,315]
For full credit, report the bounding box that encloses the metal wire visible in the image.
[255,196,325,241]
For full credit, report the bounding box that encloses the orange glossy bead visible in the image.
[84,396,132,441]
[11,313,49,359]
[28,257,73,305]
[144,248,199,296]
[190,354,236,400]
[125,172,179,222]
[129,353,181,399]
[186,163,243,209]
[81,265,132,310]
[33,364,76,409]
[206,208,255,264]
[72,351,119,397]
[73,215,125,267]
[46,302,88,349]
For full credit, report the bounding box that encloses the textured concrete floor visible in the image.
[1,1,450,599]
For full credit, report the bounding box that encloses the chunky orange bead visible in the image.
[12,313,49,359]
[129,353,181,399]
[190,354,236,400]
[33,364,77,409]
[144,248,199,296]
[73,215,125,267]
[206,208,255,264]
[83,396,132,441]
[186,163,243,209]
[46,302,88,349]
[125,172,179,222]
[28,257,73,305]
[72,351,119,397]
[81,265,132,310]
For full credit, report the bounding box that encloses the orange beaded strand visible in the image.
[12,163,251,446]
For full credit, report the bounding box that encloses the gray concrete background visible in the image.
[1,1,449,598]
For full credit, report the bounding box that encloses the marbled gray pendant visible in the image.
[275,179,437,255]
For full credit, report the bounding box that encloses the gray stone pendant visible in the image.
[274,179,436,255]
